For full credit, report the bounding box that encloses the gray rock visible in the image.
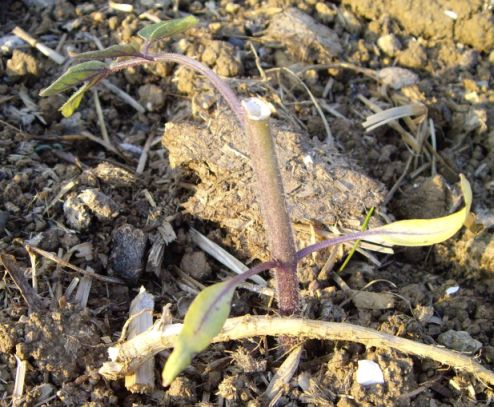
[438,330,482,354]
[109,224,147,284]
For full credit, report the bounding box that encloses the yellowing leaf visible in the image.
[364,175,472,247]
[162,281,235,386]
[39,61,107,97]
[59,83,89,117]
[138,15,198,42]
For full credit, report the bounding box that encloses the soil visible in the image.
[0,0,493,406]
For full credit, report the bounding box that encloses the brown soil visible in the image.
[1,0,493,406]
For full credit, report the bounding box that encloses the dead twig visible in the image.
[100,315,494,387]
[24,245,125,285]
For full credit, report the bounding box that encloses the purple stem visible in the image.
[110,53,245,126]
[111,52,299,315]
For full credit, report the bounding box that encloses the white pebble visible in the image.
[446,286,460,296]
[356,360,384,386]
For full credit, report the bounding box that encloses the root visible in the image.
[100,315,494,386]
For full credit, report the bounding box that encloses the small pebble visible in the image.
[397,41,427,69]
[315,2,336,23]
[138,84,166,112]
[356,360,384,385]
[378,67,419,90]
[438,330,482,353]
[377,34,402,57]
[180,251,211,280]
[93,162,137,187]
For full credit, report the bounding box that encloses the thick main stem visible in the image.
[113,55,299,315]
[242,99,299,316]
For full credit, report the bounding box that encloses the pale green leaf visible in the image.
[138,15,198,42]
[59,83,90,118]
[39,61,107,97]
[73,44,140,60]
[364,174,472,247]
[162,281,235,386]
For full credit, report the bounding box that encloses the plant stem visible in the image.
[112,56,299,315]
[242,98,299,316]
[110,53,245,125]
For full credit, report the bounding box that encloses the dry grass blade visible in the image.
[277,67,334,145]
[74,267,94,308]
[101,80,145,113]
[189,228,267,286]
[93,90,111,146]
[264,345,303,405]
[363,103,427,132]
[358,95,421,153]
[13,355,27,405]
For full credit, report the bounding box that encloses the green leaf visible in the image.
[162,281,235,386]
[39,61,108,97]
[59,83,89,118]
[138,15,198,42]
[364,174,472,247]
[73,44,140,60]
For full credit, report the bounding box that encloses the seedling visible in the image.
[40,16,473,387]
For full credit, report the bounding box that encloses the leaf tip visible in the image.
[161,343,192,387]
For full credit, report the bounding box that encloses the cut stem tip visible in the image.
[241,98,272,121]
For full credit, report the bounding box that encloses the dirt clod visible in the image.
[109,223,147,284]
[180,250,211,281]
[63,193,92,230]
[78,188,120,221]
[6,50,39,77]
[265,8,342,63]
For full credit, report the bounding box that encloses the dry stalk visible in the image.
[25,245,125,285]
[124,287,155,394]
[12,26,65,65]
[99,315,494,387]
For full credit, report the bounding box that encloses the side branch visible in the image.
[99,315,494,386]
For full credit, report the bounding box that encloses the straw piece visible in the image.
[12,26,65,65]
[124,287,155,394]
[189,228,267,286]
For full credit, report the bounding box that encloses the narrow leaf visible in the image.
[39,61,108,97]
[363,174,472,247]
[73,44,140,60]
[162,281,235,386]
[138,15,198,42]
[59,83,90,118]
